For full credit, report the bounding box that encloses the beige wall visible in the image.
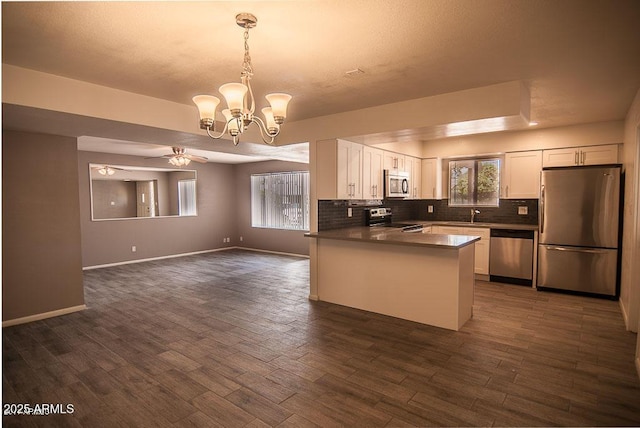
[619,89,640,375]
[78,151,237,267]
[2,131,85,322]
[235,160,310,256]
[421,120,624,158]
[621,90,640,332]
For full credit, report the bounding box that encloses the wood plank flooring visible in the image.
[3,249,640,427]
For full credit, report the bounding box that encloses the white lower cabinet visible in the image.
[431,226,490,276]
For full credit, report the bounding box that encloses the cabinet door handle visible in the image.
[575,151,579,165]
[506,185,509,198]
[581,151,586,165]
[432,187,435,198]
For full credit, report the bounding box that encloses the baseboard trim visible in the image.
[308,294,319,301]
[235,247,309,259]
[83,247,309,270]
[83,248,231,270]
[620,299,631,331]
[3,304,87,327]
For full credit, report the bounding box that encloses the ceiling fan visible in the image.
[151,147,208,166]
[90,165,127,176]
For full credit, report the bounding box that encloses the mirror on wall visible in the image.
[89,164,197,220]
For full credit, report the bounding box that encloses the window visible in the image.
[251,172,310,230]
[178,179,197,216]
[449,157,500,206]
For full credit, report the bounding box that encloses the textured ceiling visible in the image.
[3,0,640,162]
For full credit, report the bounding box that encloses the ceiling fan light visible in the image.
[219,83,248,116]
[265,93,291,123]
[169,156,190,167]
[192,95,220,128]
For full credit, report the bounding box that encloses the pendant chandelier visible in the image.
[192,13,291,146]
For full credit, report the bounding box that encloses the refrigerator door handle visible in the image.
[540,184,545,233]
[544,246,611,254]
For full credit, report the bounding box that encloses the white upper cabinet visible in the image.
[404,156,422,199]
[362,146,384,199]
[579,144,619,165]
[336,140,363,199]
[317,139,364,200]
[421,158,442,199]
[542,144,618,167]
[503,151,542,199]
[383,152,405,171]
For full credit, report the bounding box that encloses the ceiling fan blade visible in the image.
[185,154,208,163]
[143,155,173,160]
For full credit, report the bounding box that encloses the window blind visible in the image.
[251,172,310,230]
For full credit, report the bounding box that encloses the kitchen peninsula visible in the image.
[306,227,480,331]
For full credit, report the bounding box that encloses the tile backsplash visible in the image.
[318,199,538,230]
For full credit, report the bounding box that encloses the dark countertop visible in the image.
[305,227,480,249]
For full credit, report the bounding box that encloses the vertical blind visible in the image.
[178,179,197,216]
[251,172,310,230]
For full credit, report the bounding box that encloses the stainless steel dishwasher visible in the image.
[489,229,534,286]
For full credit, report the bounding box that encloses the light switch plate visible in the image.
[518,206,528,215]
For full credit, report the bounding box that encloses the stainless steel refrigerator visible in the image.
[538,165,621,297]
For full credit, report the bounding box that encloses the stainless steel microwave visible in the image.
[384,170,410,198]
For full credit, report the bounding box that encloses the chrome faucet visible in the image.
[470,208,480,223]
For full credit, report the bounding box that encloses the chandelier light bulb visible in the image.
[219,83,248,117]
[265,93,292,123]
[261,107,279,134]
[192,95,220,127]
[223,109,240,136]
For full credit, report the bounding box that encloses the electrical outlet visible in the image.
[240,236,243,242]
[131,245,136,252]
[428,205,434,213]
[347,208,353,218]
[518,206,528,215]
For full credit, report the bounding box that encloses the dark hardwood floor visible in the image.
[3,249,640,427]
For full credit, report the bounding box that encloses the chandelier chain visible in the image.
[242,28,254,79]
